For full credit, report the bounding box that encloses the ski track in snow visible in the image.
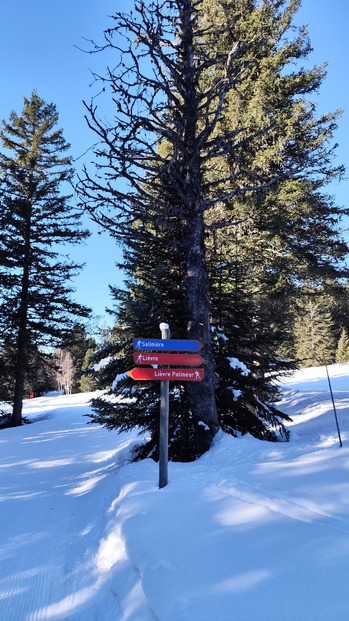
[214,478,349,534]
[0,393,157,621]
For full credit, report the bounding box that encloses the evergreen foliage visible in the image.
[293,299,336,367]
[329,284,349,338]
[80,0,347,460]
[79,346,100,393]
[0,337,54,404]
[203,0,348,425]
[87,231,199,461]
[204,0,347,356]
[336,328,349,364]
[0,92,90,425]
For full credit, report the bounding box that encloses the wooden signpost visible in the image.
[128,324,205,488]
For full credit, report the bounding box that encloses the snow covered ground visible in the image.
[1,364,349,620]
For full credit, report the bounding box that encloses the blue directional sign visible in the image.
[133,338,202,352]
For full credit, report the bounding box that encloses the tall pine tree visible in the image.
[203,0,348,429]
[205,0,347,348]
[0,92,90,425]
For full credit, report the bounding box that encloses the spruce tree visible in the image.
[204,0,348,419]
[0,92,90,425]
[294,299,336,367]
[336,328,349,364]
[204,0,347,352]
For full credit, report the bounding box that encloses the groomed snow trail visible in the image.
[0,393,157,621]
[2,365,349,621]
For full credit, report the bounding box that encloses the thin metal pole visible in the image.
[322,350,342,447]
[159,323,170,488]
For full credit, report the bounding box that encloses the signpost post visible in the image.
[129,326,204,488]
[159,323,170,489]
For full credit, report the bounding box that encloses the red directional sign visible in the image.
[133,352,204,366]
[128,368,204,381]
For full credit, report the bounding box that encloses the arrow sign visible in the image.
[133,338,202,352]
[133,352,204,366]
[128,368,204,381]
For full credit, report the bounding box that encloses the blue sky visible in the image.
[1,0,348,328]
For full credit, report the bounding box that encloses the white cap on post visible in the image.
[159,322,170,331]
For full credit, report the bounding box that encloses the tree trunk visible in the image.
[12,330,27,426]
[12,298,28,426]
[180,0,219,454]
[12,210,31,426]
[185,210,219,454]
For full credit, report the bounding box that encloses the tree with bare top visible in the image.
[79,0,347,459]
[79,0,291,456]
